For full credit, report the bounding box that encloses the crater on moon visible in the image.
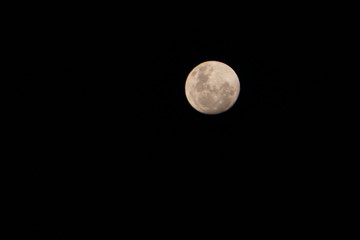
[185,61,240,114]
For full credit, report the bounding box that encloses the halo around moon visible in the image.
[185,61,240,114]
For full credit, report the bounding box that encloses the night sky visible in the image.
[11,3,351,236]
[14,9,334,165]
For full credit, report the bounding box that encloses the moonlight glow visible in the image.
[185,61,240,114]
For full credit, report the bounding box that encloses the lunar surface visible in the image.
[185,61,240,114]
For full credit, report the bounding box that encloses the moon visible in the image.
[185,61,240,114]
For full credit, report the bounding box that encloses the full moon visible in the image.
[185,61,240,114]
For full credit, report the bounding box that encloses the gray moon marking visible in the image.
[185,61,240,114]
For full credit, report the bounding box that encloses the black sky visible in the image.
[10,3,353,236]
[13,7,336,160]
